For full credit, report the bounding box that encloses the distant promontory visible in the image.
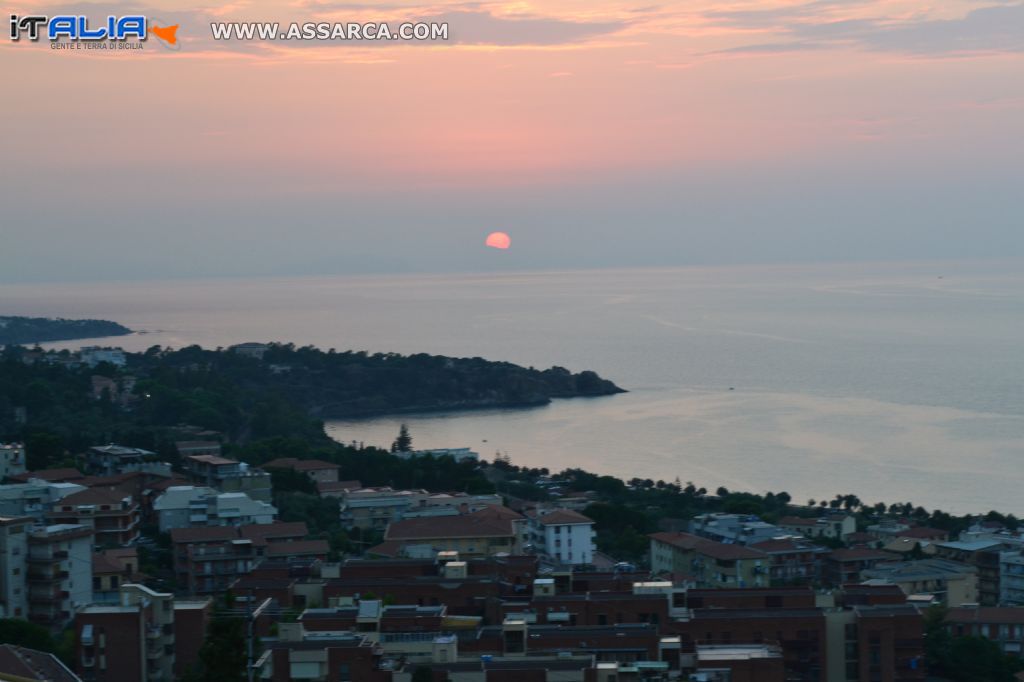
[0,316,132,346]
[158,343,627,420]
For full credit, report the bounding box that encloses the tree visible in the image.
[411,666,435,682]
[0,619,57,654]
[391,423,412,453]
[924,605,1024,681]
[194,616,248,682]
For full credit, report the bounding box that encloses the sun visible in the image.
[485,231,511,249]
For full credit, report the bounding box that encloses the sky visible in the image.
[2,0,1023,282]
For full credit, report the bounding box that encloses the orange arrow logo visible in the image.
[150,23,179,45]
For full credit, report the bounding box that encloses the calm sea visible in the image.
[4,261,1022,515]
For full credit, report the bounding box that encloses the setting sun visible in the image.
[485,232,511,250]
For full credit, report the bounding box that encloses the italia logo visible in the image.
[9,15,180,48]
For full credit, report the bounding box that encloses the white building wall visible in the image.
[155,486,276,531]
[0,519,29,619]
[66,534,94,611]
[0,444,26,479]
[540,522,595,565]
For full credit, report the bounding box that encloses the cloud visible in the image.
[710,1,1024,56]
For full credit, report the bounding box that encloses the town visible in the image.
[0,345,1022,682]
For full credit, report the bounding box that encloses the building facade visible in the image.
[0,516,30,619]
[47,488,140,547]
[650,532,769,588]
[0,443,27,480]
[525,509,596,565]
[76,584,176,682]
[27,524,94,630]
[153,486,276,532]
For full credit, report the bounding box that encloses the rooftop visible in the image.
[186,454,238,466]
[386,506,521,541]
[530,508,594,526]
[650,531,767,561]
[0,645,81,682]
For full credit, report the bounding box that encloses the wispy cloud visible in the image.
[708,1,1024,56]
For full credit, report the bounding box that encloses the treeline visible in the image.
[490,463,1019,563]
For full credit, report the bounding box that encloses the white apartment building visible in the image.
[1001,551,1024,606]
[79,347,127,368]
[525,508,596,566]
[338,487,502,529]
[690,513,787,546]
[0,444,26,480]
[153,486,277,532]
[395,447,480,463]
[0,516,30,619]
[27,524,94,629]
[0,481,87,521]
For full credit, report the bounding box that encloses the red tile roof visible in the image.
[749,538,824,554]
[650,532,767,561]
[828,548,898,562]
[532,509,594,526]
[54,487,134,507]
[386,507,520,541]
[265,457,338,472]
[186,454,237,466]
[292,460,339,471]
[898,527,947,540]
[366,540,405,558]
[240,521,309,544]
[10,468,84,483]
[317,480,362,494]
[170,526,239,544]
[92,552,127,575]
[0,645,80,682]
[265,540,329,557]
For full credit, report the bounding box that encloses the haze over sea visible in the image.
[5,261,1022,515]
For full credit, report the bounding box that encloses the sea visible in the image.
[4,260,1022,515]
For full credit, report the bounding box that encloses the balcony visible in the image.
[27,551,67,564]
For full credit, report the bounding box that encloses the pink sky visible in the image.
[2,0,1022,281]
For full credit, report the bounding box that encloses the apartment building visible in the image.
[0,443,26,480]
[999,550,1024,606]
[263,458,341,484]
[862,558,979,606]
[383,506,524,558]
[75,584,176,682]
[824,548,899,587]
[689,513,784,546]
[183,454,272,502]
[779,513,857,541]
[395,447,479,463]
[47,488,140,547]
[524,508,596,566]
[153,485,276,532]
[0,480,87,521]
[931,539,1007,606]
[946,606,1024,657]
[26,524,94,630]
[85,445,169,477]
[338,487,428,530]
[748,537,829,586]
[650,532,769,588]
[0,516,30,619]
[171,522,325,594]
[173,441,222,458]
